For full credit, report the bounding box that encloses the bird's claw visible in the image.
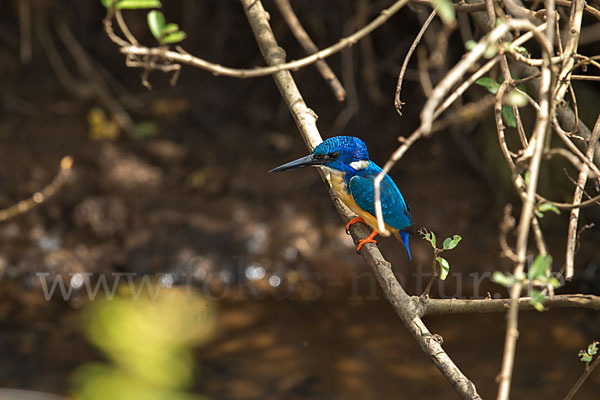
[356,237,377,253]
[345,216,366,235]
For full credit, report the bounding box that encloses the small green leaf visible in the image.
[547,277,561,288]
[160,31,187,45]
[430,231,436,248]
[537,202,561,217]
[492,271,514,287]
[162,23,180,35]
[116,0,161,9]
[588,342,598,356]
[431,0,455,24]
[475,77,499,94]
[528,254,552,282]
[147,10,166,40]
[524,171,530,185]
[506,90,528,107]
[443,234,462,250]
[465,40,477,51]
[580,352,593,362]
[483,44,497,59]
[133,121,159,139]
[502,105,517,128]
[436,257,450,280]
[529,290,546,312]
[101,0,117,8]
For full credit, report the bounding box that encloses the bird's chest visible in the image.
[328,172,363,216]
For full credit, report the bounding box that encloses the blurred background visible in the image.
[0,0,599,399]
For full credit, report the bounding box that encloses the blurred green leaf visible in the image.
[148,10,166,40]
[465,40,477,51]
[101,0,116,8]
[528,254,552,282]
[161,31,187,44]
[443,234,462,250]
[116,0,162,9]
[162,23,180,35]
[492,271,514,287]
[475,77,499,94]
[529,289,546,312]
[502,105,516,128]
[588,341,598,356]
[437,257,450,280]
[431,0,455,24]
[133,121,159,139]
[506,90,528,107]
[536,202,561,218]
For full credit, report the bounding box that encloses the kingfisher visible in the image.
[270,136,413,259]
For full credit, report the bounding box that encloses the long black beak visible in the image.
[269,154,326,173]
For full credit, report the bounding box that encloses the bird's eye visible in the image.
[328,152,340,159]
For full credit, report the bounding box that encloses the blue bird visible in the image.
[270,136,413,259]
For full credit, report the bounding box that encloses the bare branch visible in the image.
[239,0,481,398]
[273,0,346,101]
[0,157,73,222]
[565,114,600,279]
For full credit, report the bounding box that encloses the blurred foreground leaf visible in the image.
[72,285,214,399]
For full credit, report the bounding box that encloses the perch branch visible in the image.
[240,0,481,398]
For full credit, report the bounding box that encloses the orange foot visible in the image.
[345,216,366,234]
[356,229,378,252]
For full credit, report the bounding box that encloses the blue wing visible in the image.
[348,163,412,231]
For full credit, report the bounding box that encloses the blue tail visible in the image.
[399,230,412,261]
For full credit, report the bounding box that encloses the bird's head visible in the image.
[270,136,370,174]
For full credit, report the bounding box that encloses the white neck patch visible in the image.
[349,160,369,170]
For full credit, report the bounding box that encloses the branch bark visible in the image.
[419,294,600,315]
[239,0,481,398]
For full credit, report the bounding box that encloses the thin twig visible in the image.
[108,0,411,78]
[273,0,346,101]
[0,157,73,222]
[497,8,555,400]
[565,114,600,280]
[563,353,600,400]
[394,10,436,115]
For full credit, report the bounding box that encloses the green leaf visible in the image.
[421,230,436,248]
[436,257,450,280]
[162,23,180,35]
[431,0,455,24]
[528,254,552,282]
[475,77,500,94]
[101,0,117,8]
[537,202,561,217]
[483,44,497,59]
[443,234,462,250]
[133,121,159,140]
[529,290,546,312]
[161,31,187,45]
[506,90,528,107]
[502,105,517,128]
[547,277,561,288]
[492,271,514,287]
[523,171,530,185]
[116,0,161,9]
[147,10,166,40]
[588,342,598,356]
[465,40,477,51]
[580,352,593,362]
